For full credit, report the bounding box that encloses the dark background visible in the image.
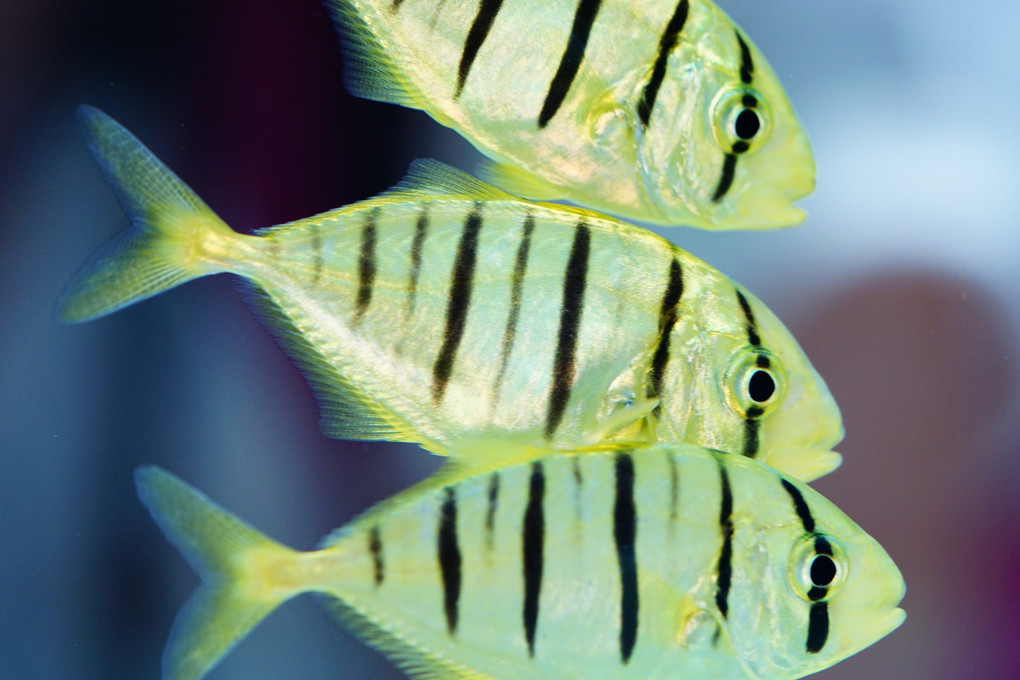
[2,1,1018,678]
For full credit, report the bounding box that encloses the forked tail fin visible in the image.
[57,106,236,323]
[135,466,307,680]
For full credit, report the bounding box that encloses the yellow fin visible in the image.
[135,466,301,680]
[243,284,431,446]
[478,160,566,201]
[321,597,495,680]
[593,396,660,442]
[326,0,421,108]
[381,158,515,202]
[57,106,232,323]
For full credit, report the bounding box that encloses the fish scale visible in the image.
[58,107,843,482]
[328,0,815,229]
[135,444,906,680]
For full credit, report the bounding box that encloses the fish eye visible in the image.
[790,534,848,602]
[734,108,761,140]
[711,87,770,154]
[810,555,838,587]
[725,349,785,417]
[748,369,775,403]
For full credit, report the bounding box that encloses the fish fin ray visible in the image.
[593,397,660,441]
[320,598,495,680]
[57,106,232,323]
[135,465,300,680]
[478,160,566,201]
[327,0,421,107]
[380,158,514,202]
[240,282,428,444]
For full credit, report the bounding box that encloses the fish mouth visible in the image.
[842,606,906,657]
[877,608,907,639]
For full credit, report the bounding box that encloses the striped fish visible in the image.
[58,107,841,482]
[136,444,905,680]
[328,0,814,230]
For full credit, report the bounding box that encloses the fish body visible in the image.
[329,0,814,229]
[136,443,905,680]
[59,107,841,481]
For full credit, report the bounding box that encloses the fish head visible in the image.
[661,283,842,482]
[636,3,814,230]
[725,466,906,678]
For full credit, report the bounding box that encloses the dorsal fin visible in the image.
[478,160,566,201]
[381,158,515,201]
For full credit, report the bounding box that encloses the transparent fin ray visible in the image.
[327,0,422,107]
[135,466,300,680]
[240,281,428,445]
[57,106,231,323]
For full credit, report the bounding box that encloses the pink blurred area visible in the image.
[2,1,1018,679]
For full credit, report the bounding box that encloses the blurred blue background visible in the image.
[2,1,1018,678]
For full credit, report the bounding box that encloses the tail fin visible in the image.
[136,466,306,680]
[57,106,235,323]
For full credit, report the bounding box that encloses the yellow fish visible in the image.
[136,443,905,680]
[328,0,814,229]
[59,107,841,482]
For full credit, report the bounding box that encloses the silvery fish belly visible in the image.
[59,107,841,482]
[136,444,905,680]
[329,0,815,229]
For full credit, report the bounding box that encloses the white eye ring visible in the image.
[724,348,785,417]
[710,87,771,153]
[789,534,848,602]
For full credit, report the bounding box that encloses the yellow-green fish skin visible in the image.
[59,107,841,481]
[329,0,814,229]
[136,444,904,680]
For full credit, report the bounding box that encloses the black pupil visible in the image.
[748,370,775,402]
[735,108,760,140]
[810,555,837,587]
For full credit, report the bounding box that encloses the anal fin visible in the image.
[327,0,422,108]
[242,281,425,446]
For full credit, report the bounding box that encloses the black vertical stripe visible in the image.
[485,471,500,547]
[369,525,384,587]
[522,462,546,656]
[711,153,738,202]
[742,414,760,459]
[455,0,504,97]
[438,487,462,636]
[354,209,378,323]
[538,0,603,128]
[544,223,591,437]
[736,30,754,84]
[781,478,831,652]
[614,452,639,663]
[736,289,763,457]
[715,462,734,619]
[432,205,483,404]
[647,257,684,402]
[780,478,816,533]
[492,213,535,405]
[406,206,429,318]
[637,0,689,128]
[310,222,323,285]
[735,289,761,347]
[806,602,829,653]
